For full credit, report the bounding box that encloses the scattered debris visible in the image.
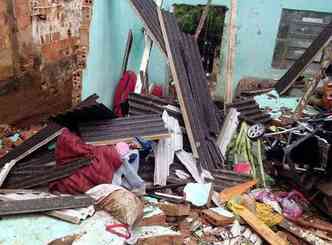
[1,1,332,244]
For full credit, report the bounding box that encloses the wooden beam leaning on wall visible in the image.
[195,0,213,41]
[224,0,237,107]
[275,20,332,95]
[120,30,133,77]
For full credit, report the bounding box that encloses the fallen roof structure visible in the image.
[227,98,272,125]
[79,114,170,145]
[51,94,116,131]
[129,0,167,55]
[0,123,64,187]
[128,93,183,124]
[158,9,224,170]
[0,94,114,187]
[3,156,91,189]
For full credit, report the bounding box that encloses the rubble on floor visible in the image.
[0,1,332,244]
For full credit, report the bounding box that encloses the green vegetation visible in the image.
[173,4,225,39]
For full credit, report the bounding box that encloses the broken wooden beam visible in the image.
[230,202,288,245]
[121,30,134,77]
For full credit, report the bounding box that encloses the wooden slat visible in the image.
[0,195,94,216]
[230,204,288,245]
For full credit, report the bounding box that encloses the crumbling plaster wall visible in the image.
[0,0,92,126]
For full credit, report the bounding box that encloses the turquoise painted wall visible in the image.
[82,0,112,106]
[82,0,230,106]
[82,0,332,105]
[233,0,332,86]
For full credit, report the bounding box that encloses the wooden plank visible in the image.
[194,0,212,40]
[120,30,133,77]
[201,209,234,226]
[224,0,237,105]
[0,195,94,216]
[230,204,288,245]
[158,202,191,217]
[219,180,257,203]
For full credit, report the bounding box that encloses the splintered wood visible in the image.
[230,204,289,245]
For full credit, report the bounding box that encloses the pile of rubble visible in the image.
[0,0,332,244]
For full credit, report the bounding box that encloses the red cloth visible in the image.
[113,71,137,117]
[49,129,122,194]
[149,84,164,97]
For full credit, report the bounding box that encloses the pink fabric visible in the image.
[116,142,130,157]
[49,129,122,194]
[233,162,251,175]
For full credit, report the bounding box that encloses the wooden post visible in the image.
[194,0,213,41]
[224,0,237,107]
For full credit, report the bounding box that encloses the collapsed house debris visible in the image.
[0,0,332,244]
[79,114,170,145]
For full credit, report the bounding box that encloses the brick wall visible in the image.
[0,0,92,126]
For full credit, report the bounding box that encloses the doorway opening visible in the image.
[173,4,227,98]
